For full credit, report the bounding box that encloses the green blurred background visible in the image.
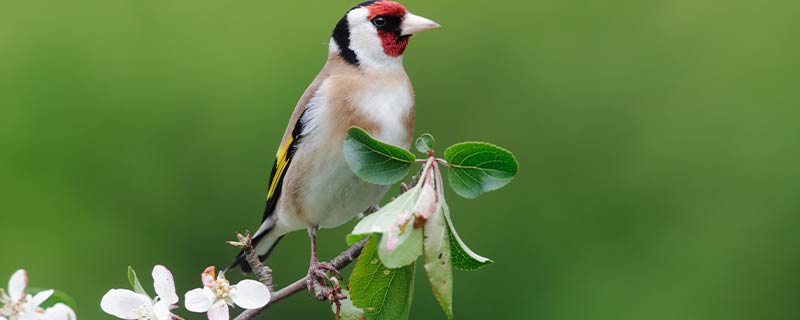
[2,0,799,319]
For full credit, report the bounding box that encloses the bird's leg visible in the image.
[307,226,342,279]
[306,225,344,303]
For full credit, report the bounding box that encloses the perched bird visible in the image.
[228,0,440,284]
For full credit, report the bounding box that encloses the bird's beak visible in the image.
[401,12,441,36]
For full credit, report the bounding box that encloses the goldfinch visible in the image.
[229,0,440,280]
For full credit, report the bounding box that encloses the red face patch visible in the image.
[378,31,410,57]
[366,1,406,20]
[367,1,409,57]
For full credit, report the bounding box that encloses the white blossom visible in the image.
[40,304,76,320]
[0,269,76,320]
[100,265,178,320]
[184,266,270,320]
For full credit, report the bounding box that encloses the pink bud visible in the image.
[385,233,400,251]
[414,179,437,219]
[202,266,216,287]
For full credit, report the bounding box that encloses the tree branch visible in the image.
[227,231,275,292]
[231,167,421,320]
[233,238,368,320]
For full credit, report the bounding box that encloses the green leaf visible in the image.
[127,266,149,297]
[350,237,415,320]
[333,290,367,320]
[378,228,423,269]
[415,133,435,153]
[423,198,453,319]
[344,126,416,185]
[351,186,419,236]
[351,171,430,268]
[347,233,369,246]
[443,200,493,270]
[444,142,519,199]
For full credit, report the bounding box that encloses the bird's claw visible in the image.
[307,261,345,306]
[317,261,343,279]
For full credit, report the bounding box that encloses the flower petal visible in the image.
[230,280,270,309]
[8,269,28,302]
[207,300,229,320]
[201,266,216,287]
[100,289,151,319]
[153,300,173,320]
[413,174,438,219]
[0,315,7,320]
[31,289,54,308]
[184,288,213,313]
[18,311,40,320]
[42,303,77,320]
[152,265,179,305]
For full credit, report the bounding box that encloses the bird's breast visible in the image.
[284,72,414,229]
[347,76,414,148]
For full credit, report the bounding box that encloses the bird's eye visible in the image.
[372,17,387,27]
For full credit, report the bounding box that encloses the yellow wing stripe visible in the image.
[267,136,294,200]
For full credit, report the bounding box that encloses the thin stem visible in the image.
[232,238,368,320]
[232,162,426,320]
[228,231,274,292]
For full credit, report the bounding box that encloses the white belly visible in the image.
[276,76,413,230]
[303,148,390,228]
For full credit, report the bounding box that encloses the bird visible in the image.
[228,0,440,286]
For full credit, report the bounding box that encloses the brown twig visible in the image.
[227,231,275,292]
[232,238,368,320]
[232,162,424,320]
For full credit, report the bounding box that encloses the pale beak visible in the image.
[400,12,441,36]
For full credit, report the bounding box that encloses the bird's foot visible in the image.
[310,260,342,280]
[306,261,345,304]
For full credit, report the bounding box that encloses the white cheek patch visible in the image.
[345,8,404,72]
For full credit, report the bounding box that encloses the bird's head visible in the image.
[330,1,440,70]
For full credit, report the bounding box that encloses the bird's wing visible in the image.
[261,66,331,222]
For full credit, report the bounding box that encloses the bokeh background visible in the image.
[2,0,799,319]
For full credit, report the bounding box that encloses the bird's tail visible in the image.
[226,224,285,274]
